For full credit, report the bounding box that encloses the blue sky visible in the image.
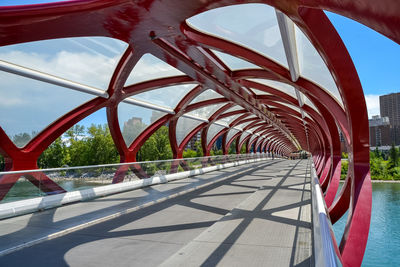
[326,11,400,116]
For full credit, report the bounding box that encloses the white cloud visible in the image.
[365,94,380,118]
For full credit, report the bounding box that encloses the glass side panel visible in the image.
[218,114,242,125]
[227,128,240,143]
[249,135,258,145]
[256,136,265,147]
[187,4,288,68]
[131,84,197,109]
[207,124,226,145]
[294,26,343,105]
[187,103,226,119]
[118,102,167,146]
[239,132,251,144]
[125,53,184,86]
[211,49,262,70]
[0,37,128,89]
[0,70,94,148]
[190,89,225,104]
[176,117,203,146]
[247,78,297,98]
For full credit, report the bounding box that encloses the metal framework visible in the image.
[0,0,399,265]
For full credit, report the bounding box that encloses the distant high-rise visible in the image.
[380,92,400,145]
[368,115,391,147]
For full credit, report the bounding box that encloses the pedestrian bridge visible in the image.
[1,0,398,265]
[0,158,320,266]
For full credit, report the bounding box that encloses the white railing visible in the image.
[311,162,342,267]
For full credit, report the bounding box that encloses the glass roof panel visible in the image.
[176,117,203,146]
[248,78,297,98]
[211,49,262,70]
[220,105,246,115]
[187,4,288,68]
[131,84,197,109]
[294,26,343,106]
[277,101,302,115]
[118,103,167,146]
[239,132,251,144]
[300,92,319,113]
[0,70,94,147]
[0,37,128,90]
[235,119,257,131]
[207,123,226,145]
[218,114,243,125]
[227,128,240,143]
[125,53,184,86]
[251,88,272,95]
[190,89,225,104]
[187,103,225,119]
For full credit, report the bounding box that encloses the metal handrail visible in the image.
[311,162,342,267]
[0,153,269,175]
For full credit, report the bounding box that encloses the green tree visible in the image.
[388,144,399,167]
[0,154,4,171]
[183,149,197,158]
[341,160,348,179]
[228,140,236,154]
[85,124,119,165]
[194,140,203,157]
[38,137,67,168]
[240,143,247,154]
[137,126,172,161]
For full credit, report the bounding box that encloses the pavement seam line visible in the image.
[0,159,276,257]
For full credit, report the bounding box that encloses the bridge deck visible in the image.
[0,159,312,266]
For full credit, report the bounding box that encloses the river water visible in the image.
[333,183,400,266]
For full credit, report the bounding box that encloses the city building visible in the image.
[380,92,400,145]
[368,115,392,147]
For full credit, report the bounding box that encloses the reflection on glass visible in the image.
[248,78,296,98]
[125,53,184,86]
[190,89,224,104]
[211,49,262,70]
[207,123,226,145]
[295,26,343,105]
[273,101,301,114]
[131,84,197,109]
[235,119,258,131]
[0,71,94,147]
[118,102,167,146]
[227,128,240,143]
[239,132,251,144]
[187,103,226,119]
[220,105,246,115]
[176,117,203,146]
[251,88,272,95]
[218,114,242,125]
[0,37,128,89]
[187,4,288,68]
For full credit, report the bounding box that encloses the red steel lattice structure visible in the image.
[1,0,399,265]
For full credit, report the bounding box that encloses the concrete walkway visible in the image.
[0,159,312,266]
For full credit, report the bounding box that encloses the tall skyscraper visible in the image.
[380,92,400,145]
